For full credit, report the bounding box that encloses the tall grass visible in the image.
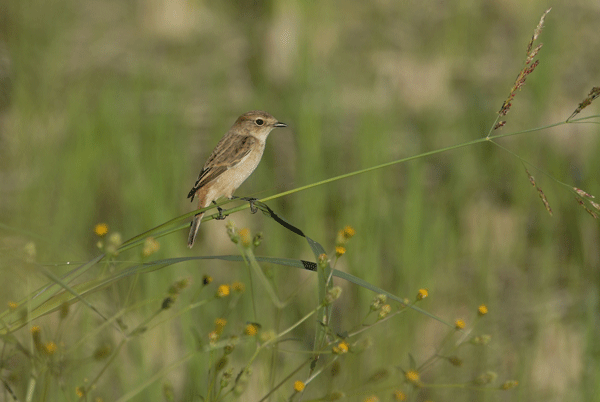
[1,1,599,401]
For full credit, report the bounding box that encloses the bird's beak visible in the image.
[274,122,287,128]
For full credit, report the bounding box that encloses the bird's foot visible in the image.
[240,197,259,214]
[216,206,227,220]
[212,201,227,220]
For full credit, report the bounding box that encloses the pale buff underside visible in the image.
[196,141,266,207]
[187,141,266,247]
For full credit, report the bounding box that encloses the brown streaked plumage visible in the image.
[187,110,287,248]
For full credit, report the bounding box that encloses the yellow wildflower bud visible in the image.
[332,341,349,354]
[343,226,356,239]
[324,286,342,305]
[238,228,251,247]
[405,369,421,386]
[44,342,57,355]
[318,253,329,269]
[244,324,258,336]
[226,220,238,243]
[215,318,227,334]
[94,223,108,236]
[471,334,492,346]
[455,319,466,330]
[216,284,230,298]
[370,294,387,311]
[378,304,391,319]
[416,288,428,301]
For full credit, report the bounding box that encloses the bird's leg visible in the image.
[242,197,259,214]
[231,196,259,214]
[213,201,227,220]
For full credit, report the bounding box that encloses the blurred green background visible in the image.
[1,0,600,401]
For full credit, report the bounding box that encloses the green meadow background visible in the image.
[1,0,599,401]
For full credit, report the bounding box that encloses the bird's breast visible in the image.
[215,144,265,199]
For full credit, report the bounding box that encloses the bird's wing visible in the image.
[187,135,257,201]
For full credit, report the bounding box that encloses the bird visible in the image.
[186,110,287,248]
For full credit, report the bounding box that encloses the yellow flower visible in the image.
[393,390,407,401]
[216,284,230,298]
[478,304,488,316]
[363,396,379,402]
[335,246,346,257]
[343,226,356,239]
[8,301,17,310]
[75,387,85,397]
[455,319,466,330]
[293,380,305,392]
[405,369,421,386]
[244,324,258,336]
[94,223,108,236]
[44,341,57,355]
[238,228,251,247]
[215,318,227,334]
[332,341,349,354]
[416,288,428,301]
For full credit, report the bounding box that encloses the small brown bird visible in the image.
[187,110,287,248]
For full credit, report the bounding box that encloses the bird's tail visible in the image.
[187,212,204,248]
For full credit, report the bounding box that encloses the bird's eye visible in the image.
[255,119,264,126]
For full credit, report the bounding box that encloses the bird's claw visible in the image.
[249,201,258,214]
[212,201,227,220]
[215,206,227,220]
[240,197,258,214]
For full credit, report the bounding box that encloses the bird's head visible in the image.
[234,110,287,140]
